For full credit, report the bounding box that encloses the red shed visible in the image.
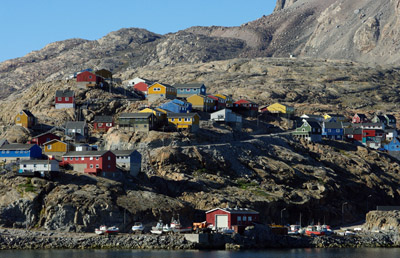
[93,116,114,133]
[30,132,60,146]
[133,82,151,96]
[76,71,104,87]
[352,113,369,124]
[61,150,116,176]
[55,90,75,109]
[232,99,259,117]
[208,95,226,110]
[206,207,259,231]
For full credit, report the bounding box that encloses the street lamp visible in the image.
[367,195,372,212]
[342,202,348,226]
[281,208,287,225]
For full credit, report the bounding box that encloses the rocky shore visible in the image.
[1,227,399,250]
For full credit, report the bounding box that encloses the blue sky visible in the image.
[0,1,275,62]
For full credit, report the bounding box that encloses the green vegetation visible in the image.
[236,179,259,190]
[193,168,208,177]
[18,178,36,193]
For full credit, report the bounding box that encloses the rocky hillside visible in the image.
[2,0,400,98]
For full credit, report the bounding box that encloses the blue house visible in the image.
[322,122,344,140]
[383,138,400,151]
[172,83,206,98]
[160,100,191,113]
[0,144,42,163]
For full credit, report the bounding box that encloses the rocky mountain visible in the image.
[2,0,400,99]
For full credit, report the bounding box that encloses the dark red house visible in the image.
[208,95,226,110]
[352,113,369,124]
[93,116,114,133]
[206,207,259,232]
[30,132,60,146]
[233,99,259,117]
[76,71,104,88]
[61,150,116,177]
[55,90,75,109]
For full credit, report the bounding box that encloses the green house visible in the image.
[292,119,322,142]
[118,113,156,132]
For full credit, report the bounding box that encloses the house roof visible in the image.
[111,150,136,156]
[168,113,199,118]
[133,82,150,92]
[385,114,396,120]
[323,122,343,129]
[65,121,86,128]
[173,83,204,89]
[43,139,66,145]
[0,139,9,146]
[20,159,58,165]
[94,116,113,123]
[21,110,35,118]
[206,207,259,215]
[355,113,367,119]
[32,131,58,139]
[119,113,153,119]
[0,144,36,151]
[306,120,321,129]
[149,82,174,89]
[63,150,111,157]
[55,90,74,98]
[234,99,256,105]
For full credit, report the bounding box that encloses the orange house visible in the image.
[15,110,36,128]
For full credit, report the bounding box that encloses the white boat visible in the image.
[132,222,145,233]
[288,225,301,235]
[95,225,107,235]
[150,220,164,235]
[105,226,119,235]
[163,224,172,233]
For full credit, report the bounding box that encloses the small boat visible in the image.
[132,222,145,233]
[220,227,235,234]
[170,215,192,233]
[163,224,172,233]
[288,225,301,235]
[95,225,119,235]
[305,225,325,236]
[150,220,164,235]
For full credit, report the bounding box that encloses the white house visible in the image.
[18,159,60,178]
[127,77,151,87]
[111,150,141,177]
[210,109,242,123]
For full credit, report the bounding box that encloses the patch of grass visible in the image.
[236,179,259,190]
[193,168,208,177]
[18,178,37,193]
[251,189,274,199]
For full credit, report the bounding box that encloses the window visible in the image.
[96,164,99,168]
[70,157,73,161]
[88,75,92,79]
[98,123,103,127]
[243,216,247,221]
[186,89,191,92]
[16,117,20,121]
[47,145,52,150]
[328,129,331,133]
[75,157,79,160]
[237,216,241,222]
[90,164,93,168]
[248,216,252,221]
[108,165,111,168]
[15,151,19,154]
[1,151,4,154]
[171,118,175,122]
[336,129,340,132]
[20,111,23,115]
[96,157,99,160]
[58,97,62,101]
[77,129,81,133]
[90,157,93,160]
[65,97,69,101]
[106,123,112,127]
[81,157,84,161]
[178,118,182,122]
[108,156,111,161]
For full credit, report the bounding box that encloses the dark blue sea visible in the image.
[0,249,400,258]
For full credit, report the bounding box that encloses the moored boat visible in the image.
[105,226,119,235]
[95,225,119,235]
[132,222,145,233]
[305,225,325,236]
[170,215,192,233]
[150,220,164,235]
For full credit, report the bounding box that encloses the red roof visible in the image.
[134,82,149,92]
[234,99,253,105]
[207,95,219,101]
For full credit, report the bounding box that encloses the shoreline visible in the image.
[1,228,400,250]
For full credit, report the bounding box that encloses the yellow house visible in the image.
[214,94,233,107]
[266,103,295,115]
[323,114,347,122]
[15,110,36,128]
[43,139,69,154]
[147,82,177,101]
[187,94,215,112]
[168,113,200,132]
[139,108,168,125]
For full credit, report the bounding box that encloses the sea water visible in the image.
[0,248,400,258]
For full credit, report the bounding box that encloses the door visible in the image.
[216,215,228,229]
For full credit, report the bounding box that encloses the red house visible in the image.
[352,113,369,124]
[30,132,60,146]
[93,116,114,133]
[61,150,116,177]
[233,99,259,117]
[55,90,75,109]
[206,207,259,233]
[76,71,104,88]
[133,82,151,97]
[208,95,226,111]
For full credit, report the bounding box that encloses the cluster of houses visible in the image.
[292,113,399,152]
